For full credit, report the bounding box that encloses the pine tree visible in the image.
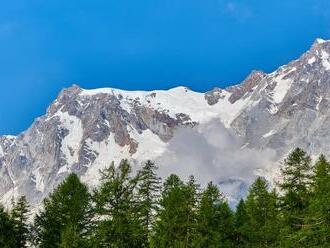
[0,205,16,248]
[297,154,330,245]
[245,177,280,247]
[136,160,161,243]
[216,201,235,247]
[279,148,313,230]
[234,199,249,247]
[151,174,199,247]
[184,175,200,246]
[194,181,235,248]
[310,154,330,224]
[11,196,30,248]
[59,225,88,248]
[34,173,92,248]
[93,160,145,247]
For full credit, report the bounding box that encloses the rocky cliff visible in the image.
[1,38,330,208]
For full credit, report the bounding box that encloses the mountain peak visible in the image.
[58,84,82,100]
[226,70,266,104]
[315,38,330,44]
[310,38,330,52]
[4,37,330,211]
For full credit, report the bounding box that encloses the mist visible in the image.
[155,119,278,203]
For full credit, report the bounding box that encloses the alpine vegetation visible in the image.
[0,148,329,247]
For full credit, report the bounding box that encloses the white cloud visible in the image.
[155,120,277,202]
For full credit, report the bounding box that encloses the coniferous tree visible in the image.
[216,201,235,247]
[234,199,249,247]
[93,160,145,247]
[310,154,330,224]
[296,154,330,246]
[59,225,87,248]
[0,205,16,248]
[279,148,313,231]
[245,177,280,247]
[34,173,92,248]
[136,160,161,243]
[11,196,30,248]
[151,174,198,247]
[0,153,327,247]
[184,175,200,246]
[195,182,234,247]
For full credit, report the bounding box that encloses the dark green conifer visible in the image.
[11,196,30,248]
[245,177,280,247]
[136,160,161,243]
[93,160,145,247]
[34,173,92,248]
[234,199,249,247]
[194,181,235,248]
[151,174,199,247]
[279,148,313,230]
[0,205,16,248]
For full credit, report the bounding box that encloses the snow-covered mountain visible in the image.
[1,38,330,208]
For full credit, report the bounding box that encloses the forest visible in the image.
[0,147,329,247]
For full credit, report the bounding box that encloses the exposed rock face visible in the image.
[1,38,330,209]
[231,38,330,157]
[227,70,266,104]
[0,86,197,208]
[204,88,225,105]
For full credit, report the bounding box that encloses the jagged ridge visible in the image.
[1,38,330,209]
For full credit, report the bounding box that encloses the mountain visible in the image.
[1,38,330,209]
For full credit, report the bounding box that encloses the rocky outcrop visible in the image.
[0,84,197,207]
[227,70,266,104]
[1,38,330,209]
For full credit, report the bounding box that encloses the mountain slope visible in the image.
[1,38,330,208]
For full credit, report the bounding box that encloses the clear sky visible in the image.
[0,0,329,135]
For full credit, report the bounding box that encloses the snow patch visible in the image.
[0,145,4,157]
[130,129,167,160]
[81,135,131,186]
[240,143,249,150]
[32,169,45,192]
[322,60,330,70]
[308,57,316,64]
[272,78,292,104]
[268,104,278,115]
[322,59,330,71]
[316,96,323,111]
[80,86,256,128]
[55,111,83,165]
[285,67,296,75]
[57,165,69,175]
[262,129,277,138]
[320,50,330,70]
[316,38,329,44]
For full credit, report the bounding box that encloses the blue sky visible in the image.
[0,0,329,135]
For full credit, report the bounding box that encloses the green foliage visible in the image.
[0,205,16,248]
[288,154,330,246]
[92,160,145,247]
[279,148,313,230]
[234,199,249,247]
[11,196,30,248]
[2,148,330,247]
[194,182,234,247]
[310,154,330,224]
[151,174,200,247]
[34,173,92,248]
[59,225,88,248]
[245,177,280,247]
[136,160,161,241]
